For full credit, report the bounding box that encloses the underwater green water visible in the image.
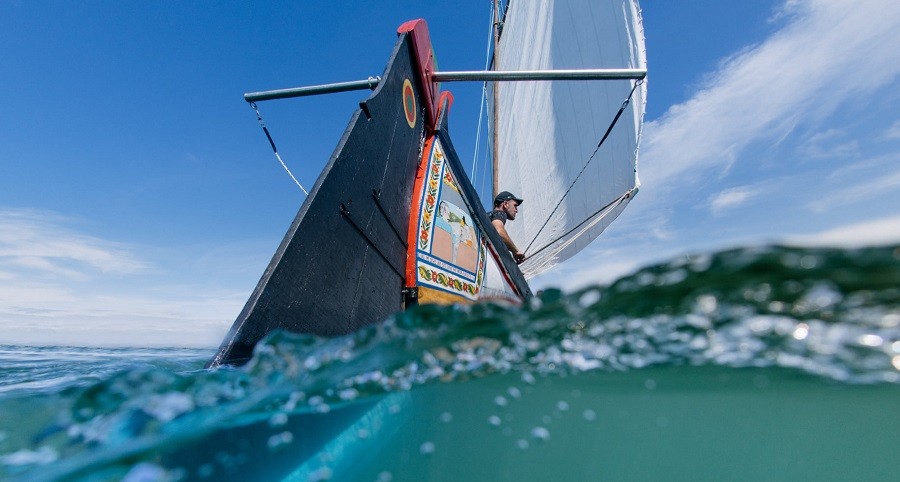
[1,244,898,481]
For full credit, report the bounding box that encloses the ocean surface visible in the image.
[1,244,898,481]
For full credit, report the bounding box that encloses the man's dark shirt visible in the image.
[488,210,508,225]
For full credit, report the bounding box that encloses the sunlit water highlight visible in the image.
[1,244,898,481]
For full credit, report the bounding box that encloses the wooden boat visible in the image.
[208,1,647,368]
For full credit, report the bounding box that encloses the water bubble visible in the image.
[530,426,550,441]
[516,439,530,450]
[310,467,333,481]
[542,415,553,425]
[389,404,401,414]
[269,412,288,427]
[883,314,900,328]
[440,412,453,423]
[579,290,601,307]
[695,295,718,315]
[377,471,393,482]
[494,396,508,407]
[792,323,810,340]
[488,415,502,427]
[556,401,569,411]
[357,429,370,439]
[521,372,536,385]
[267,431,294,449]
[508,387,522,399]
[582,409,597,421]
[198,464,214,478]
[122,462,168,482]
[419,441,435,455]
[644,379,657,390]
[338,388,359,401]
[857,334,883,347]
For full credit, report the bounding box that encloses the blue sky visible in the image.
[2,1,898,347]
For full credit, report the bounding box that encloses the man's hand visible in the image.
[514,251,526,264]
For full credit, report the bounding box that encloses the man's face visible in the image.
[502,200,520,220]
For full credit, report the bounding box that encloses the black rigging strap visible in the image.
[249,102,309,195]
[522,79,643,256]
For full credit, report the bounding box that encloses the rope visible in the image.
[470,0,497,187]
[522,79,643,254]
[250,102,309,195]
[524,188,633,261]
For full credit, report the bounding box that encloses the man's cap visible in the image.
[494,191,524,205]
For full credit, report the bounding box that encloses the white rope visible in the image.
[274,152,309,195]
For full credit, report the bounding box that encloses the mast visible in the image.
[491,0,501,199]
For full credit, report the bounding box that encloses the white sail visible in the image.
[493,0,647,278]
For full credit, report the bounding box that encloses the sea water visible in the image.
[1,244,898,481]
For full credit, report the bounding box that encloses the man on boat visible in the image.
[488,191,526,264]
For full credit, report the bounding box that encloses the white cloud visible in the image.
[884,120,900,140]
[784,214,900,247]
[0,207,239,347]
[807,165,900,212]
[708,185,762,215]
[797,128,860,159]
[0,208,149,279]
[640,0,900,194]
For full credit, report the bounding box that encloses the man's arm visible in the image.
[491,219,526,263]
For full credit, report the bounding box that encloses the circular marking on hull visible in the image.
[402,79,416,128]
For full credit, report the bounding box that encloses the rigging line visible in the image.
[524,188,633,261]
[249,102,309,196]
[471,1,497,185]
[522,79,643,254]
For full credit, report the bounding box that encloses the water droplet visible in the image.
[310,467,333,481]
[488,415,502,427]
[582,409,597,421]
[494,396,508,407]
[858,334,883,347]
[122,463,167,482]
[267,431,294,449]
[530,426,550,441]
[556,401,569,411]
[508,386,521,399]
[269,412,288,427]
[338,388,359,400]
[419,441,435,455]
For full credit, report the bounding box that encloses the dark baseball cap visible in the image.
[494,191,524,205]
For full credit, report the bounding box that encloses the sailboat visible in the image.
[207,0,647,368]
